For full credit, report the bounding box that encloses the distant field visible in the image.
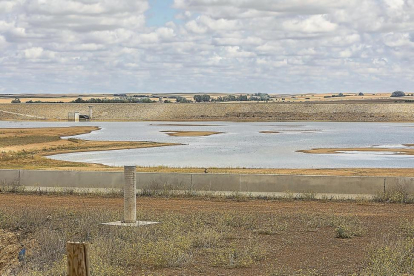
[2,92,414,104]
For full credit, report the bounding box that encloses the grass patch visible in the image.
[210,240,266,268]
[373,185,414,204]
[293,213,365,238]
[0,206,270,275]
[0,135,60,147]
[400,219,414,238]
[363,238,414,275]
[332,216,365,239]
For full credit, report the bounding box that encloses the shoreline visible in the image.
[0,126,413,177]
[0,126,178,171]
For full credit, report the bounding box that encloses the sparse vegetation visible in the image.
[333,216,365,238]
[1,192,414,275]
[373,185,414,204]
[0,204,269,275]
[363,238,414,275]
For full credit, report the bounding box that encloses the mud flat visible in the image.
[259,131,280,134]
[298,147,414,155]
[0,126,176,170]
[160,130,223,137]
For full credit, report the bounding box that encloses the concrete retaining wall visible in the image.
[1,169,414,196]
[0,170,20,185]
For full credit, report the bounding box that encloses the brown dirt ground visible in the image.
[1,194,414,275]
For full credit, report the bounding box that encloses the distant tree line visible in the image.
[71,97,155,103]
[391,91,405,97]
[193,94,211,102]
[176,96,192,103]
[191,93,270,102]
[26,100,65,103]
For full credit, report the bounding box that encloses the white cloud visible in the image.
[0,35,6,49]
[24,47,43,59]
[283,15,337,33]
[185,20,208,34]
[0,0,413,93]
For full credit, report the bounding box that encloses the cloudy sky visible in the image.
[0,0,413,94]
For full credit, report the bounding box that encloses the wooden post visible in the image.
[67,242,90,276]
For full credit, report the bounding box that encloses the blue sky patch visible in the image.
[146,0,179,27]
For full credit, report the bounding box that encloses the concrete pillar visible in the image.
[74,112,80,122]
[123,166,136,223]
[88,106,93,119]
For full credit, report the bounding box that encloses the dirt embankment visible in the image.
[1,102,414,122]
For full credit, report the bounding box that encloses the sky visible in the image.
[0,0,413,94]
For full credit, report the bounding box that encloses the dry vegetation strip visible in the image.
[1,193,414,275]
[133,167,414,177]
[298,147,414,155]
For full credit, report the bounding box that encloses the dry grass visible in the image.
[133,166,414,177]
[362,238,414,275]
[1,194,414,275]
[0,206,271,275]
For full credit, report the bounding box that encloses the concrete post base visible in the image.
[101,221,159,227]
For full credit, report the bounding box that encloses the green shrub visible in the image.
[332,216,365,239]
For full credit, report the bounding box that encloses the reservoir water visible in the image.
[1,121,414,169]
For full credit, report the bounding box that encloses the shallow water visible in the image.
[1,121,414,168]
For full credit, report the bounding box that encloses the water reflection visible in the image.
[0,121,413,168]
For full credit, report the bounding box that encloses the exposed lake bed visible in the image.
[0,121,413,169]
